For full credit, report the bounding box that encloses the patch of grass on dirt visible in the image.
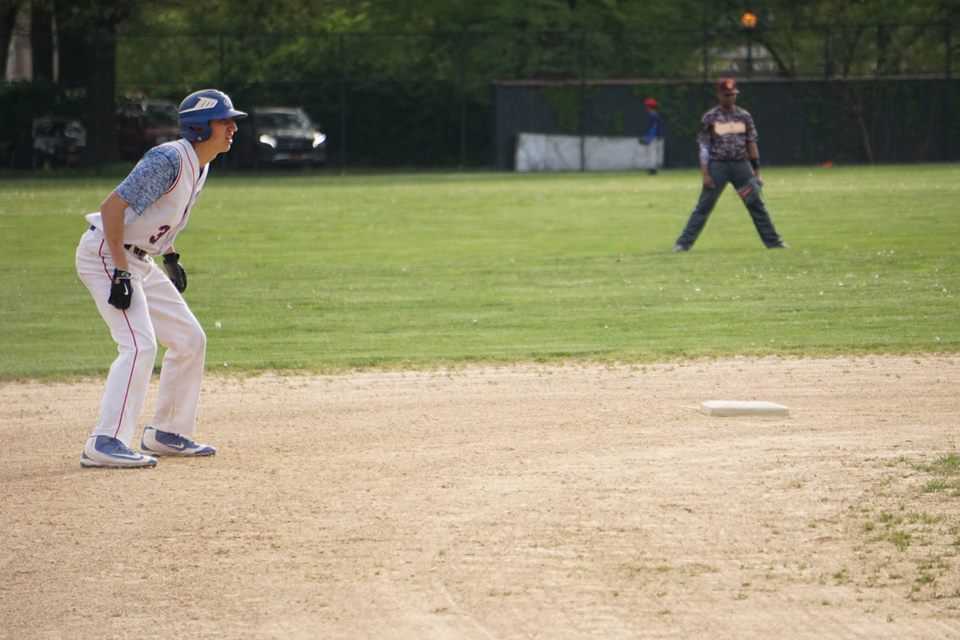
[916,453,960,497]
[848,452,960,600]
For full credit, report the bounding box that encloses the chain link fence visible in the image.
[2,22,958,170]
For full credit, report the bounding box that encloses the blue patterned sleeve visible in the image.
[114,146,181,214]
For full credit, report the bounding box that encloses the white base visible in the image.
[700,400,790,417]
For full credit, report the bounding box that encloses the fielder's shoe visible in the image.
[673,243,690,253]
[81,436,157,469]
[140,426,216,457]
[769,240,790,249]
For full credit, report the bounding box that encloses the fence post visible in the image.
[823,25,832,79]
[701,26,709,84]
[458,29,468,169]
[338,33,347,169]
[578,30,586,172]
[946,22,952,79]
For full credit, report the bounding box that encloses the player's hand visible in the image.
[703,175,716,189]
[162,253,187,293]
[108,269,133,310]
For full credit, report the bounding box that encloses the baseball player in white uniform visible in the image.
[75,89,246,468]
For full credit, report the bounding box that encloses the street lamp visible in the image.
[741,11,757,77]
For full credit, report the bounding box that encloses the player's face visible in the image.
[209,118,238,154]
[718,92,737,109]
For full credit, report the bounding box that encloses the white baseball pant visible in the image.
[75,228,206,446]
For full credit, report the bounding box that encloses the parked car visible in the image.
[116,98,180,159]
[32,117,86,167]
[249,107,327,167]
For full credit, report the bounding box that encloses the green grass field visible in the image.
[1,164,957,379]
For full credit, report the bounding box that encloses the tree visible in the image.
[54,0,134,163]
[0,0,23,78]
[738,0,958,77]
[30,1,54,81]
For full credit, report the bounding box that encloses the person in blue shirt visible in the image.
[642,97,660,143]
[641,97,661,174]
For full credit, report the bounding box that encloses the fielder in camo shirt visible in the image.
[698,100,756,161]
[673,78,787,252]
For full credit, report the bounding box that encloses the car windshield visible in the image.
[144,104,178,127]
[258,112,311,129]
[63,122,86,140]
[34,121,62,136]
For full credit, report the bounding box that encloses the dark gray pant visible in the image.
[675,160,783,249]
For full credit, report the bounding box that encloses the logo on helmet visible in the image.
[180,97,219,114]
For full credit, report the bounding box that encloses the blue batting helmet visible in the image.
[178,89,247,142]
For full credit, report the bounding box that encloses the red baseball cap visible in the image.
[644,98,657,108]
[718,78,740,95]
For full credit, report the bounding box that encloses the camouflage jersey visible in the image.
[697,104,758,162]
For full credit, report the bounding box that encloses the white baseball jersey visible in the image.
[76,137,210,447]
[85,138,208,254]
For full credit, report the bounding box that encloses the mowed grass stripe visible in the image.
[0,165,957,377]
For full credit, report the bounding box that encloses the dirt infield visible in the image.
[2,356,959,639]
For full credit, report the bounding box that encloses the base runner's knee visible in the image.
[185,326,206,353]
[166,324,205,354]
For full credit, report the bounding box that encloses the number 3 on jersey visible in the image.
[150,225,171,244]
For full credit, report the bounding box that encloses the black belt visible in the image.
[89,225,149,260]
[125,244,149,260]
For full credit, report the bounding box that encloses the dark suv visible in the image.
[250,107,327,166]
[116,99,180,159]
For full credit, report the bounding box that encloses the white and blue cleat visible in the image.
[81,435,158,468]
[140,426,216,457]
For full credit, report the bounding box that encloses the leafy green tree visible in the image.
[51,0,139,162]
[4,0,955,168]
[0,0,23,77]
[737,0,959,77]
